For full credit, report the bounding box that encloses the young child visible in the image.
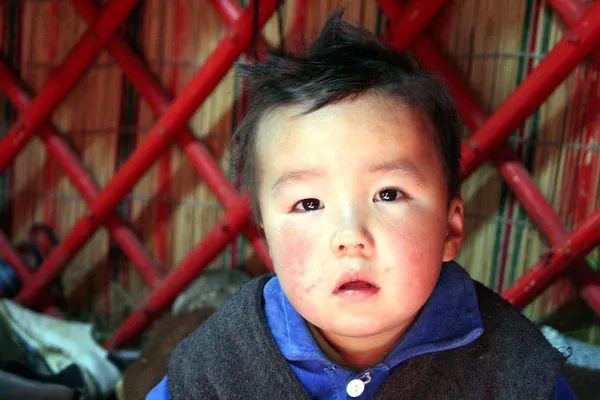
[147,11,577,399]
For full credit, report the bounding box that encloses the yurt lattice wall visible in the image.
[0,0,598,347]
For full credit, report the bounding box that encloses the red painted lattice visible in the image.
[0,0,598,349]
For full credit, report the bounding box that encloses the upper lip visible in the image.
[334,270,378,292]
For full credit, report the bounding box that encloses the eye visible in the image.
[293,198,323,212]
[374,188,405,202]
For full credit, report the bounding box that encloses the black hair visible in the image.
[230,10,461,222]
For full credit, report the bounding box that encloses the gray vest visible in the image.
[167,275,566,399]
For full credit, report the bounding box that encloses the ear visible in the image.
[442,196,464,262]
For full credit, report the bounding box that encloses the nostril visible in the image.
[338,243,364,252]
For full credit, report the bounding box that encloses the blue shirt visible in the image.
[146,262,578,399]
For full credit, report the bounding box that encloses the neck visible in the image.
[318,324,410,370]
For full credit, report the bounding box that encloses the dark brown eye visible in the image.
[294,198,322,212]
[375,189,403,202]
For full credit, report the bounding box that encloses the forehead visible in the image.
[255,94,441,180]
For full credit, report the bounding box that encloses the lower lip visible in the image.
[334,285,380,301]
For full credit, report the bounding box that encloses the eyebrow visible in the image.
[367,160,424,181]
[271,168,324,195]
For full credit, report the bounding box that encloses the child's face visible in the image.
[256,94,464,340]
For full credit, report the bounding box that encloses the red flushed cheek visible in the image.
[384,223,443,277]
[383,238,426,274]
[276,224,312,275]
[272,222,322,296]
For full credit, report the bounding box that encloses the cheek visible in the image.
[270,221,323,295]
[273,223,312,275]
[382,211,446,282]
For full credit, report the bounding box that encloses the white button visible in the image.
[346,379,365,397]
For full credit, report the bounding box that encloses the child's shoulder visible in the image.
[469,280,566,380]
[164,274,305,398]
[471,279,551,340]
[169,273,273,359]
[376,277,567,399]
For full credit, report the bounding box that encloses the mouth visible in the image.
[333,273,380,300]
[336,281,378,291]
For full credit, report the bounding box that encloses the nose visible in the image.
[331,212,374,258]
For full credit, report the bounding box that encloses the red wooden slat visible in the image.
[0,61,164,289]
[503,207,600,308]
[459,1,600,178]
[15,0,280,308]
[547,0,600,66]
[69,0,272,270]
[0,0,140,174]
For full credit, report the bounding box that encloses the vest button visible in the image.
[346,378,365,397]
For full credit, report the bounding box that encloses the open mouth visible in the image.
[337,281,377,291]
[333,276,380,300]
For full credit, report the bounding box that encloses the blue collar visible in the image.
[264,261,483,370]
